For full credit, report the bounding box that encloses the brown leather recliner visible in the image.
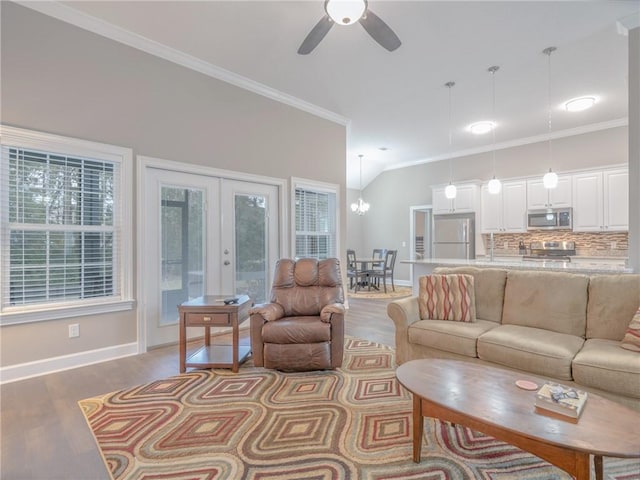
[249,257,345,371]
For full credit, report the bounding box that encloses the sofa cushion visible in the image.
[418,274,476,322]
[408,319,498,358]
[587,274,640,340]
[502,270,589,337]
[621,307,640,352]
[433,267,507,323]
[262,317,330,344]
[573,338,640,399]
[478,324,585,380]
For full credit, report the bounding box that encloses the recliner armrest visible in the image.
[320,303,345,322]
[249,302,285,321]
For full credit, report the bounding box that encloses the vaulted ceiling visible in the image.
[33,1,640,187]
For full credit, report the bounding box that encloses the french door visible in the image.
[142,167,279,348]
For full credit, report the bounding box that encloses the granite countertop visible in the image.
[402,258,634,274]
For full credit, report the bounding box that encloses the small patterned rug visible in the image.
[347,285,413,299]
[79,339,638,479]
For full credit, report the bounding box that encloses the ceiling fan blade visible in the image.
[359,9,401,52]
[298,15,334,55]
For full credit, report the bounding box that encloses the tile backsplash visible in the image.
[482,231,628,257]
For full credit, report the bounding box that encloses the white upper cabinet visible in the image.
[432,184,479,214]
[481,180,527,233]
[572,168,628,232]
[526,175,572,209]
[603,169,629,231]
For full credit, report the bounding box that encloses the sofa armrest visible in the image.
[387,296,421,365]
[249,302,285,321]
[321,303,346,322]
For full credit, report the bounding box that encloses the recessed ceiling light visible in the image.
[564,96,596,112]
[379,147,388,151]
[468,121,495,135]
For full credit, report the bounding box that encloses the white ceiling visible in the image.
[45,1,640,188]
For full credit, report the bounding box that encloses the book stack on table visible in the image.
[535,382,588,423]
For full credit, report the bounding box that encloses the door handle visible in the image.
[224,260,231,266]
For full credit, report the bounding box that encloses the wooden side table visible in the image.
[178,295,252,373]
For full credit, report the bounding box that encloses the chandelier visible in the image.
[351,154,370,215]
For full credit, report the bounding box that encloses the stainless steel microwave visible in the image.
[527,208,573,230]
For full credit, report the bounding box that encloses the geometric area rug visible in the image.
[79,338,640,480]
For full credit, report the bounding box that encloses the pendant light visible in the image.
[487,65,502,195]
[350,154,370,215]
[444,81,457,200]
[542,46,558,189]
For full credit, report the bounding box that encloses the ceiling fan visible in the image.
[298,0,402,55]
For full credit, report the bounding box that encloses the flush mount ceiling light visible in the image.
[444,81,457,200]
[351,154,370,215]
[469,121,495,135]
[564,96,596,112]
[487,65,502,195]
[325,0,366,25]
[542,46,558,190]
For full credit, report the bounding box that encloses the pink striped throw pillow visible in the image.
[418,274,476,322]
[621,307,640,352]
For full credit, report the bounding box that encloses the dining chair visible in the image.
[347,249,369,292]
[369,249,397,293]
[371,248,387,288]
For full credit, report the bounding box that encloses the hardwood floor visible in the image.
[0,297,394,480]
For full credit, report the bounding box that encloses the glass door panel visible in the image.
[234,193,268,303]
[160,187,204,325]
[221,180,279,304]
[143,169,219,348]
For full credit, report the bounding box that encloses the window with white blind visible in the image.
[0,126,133,324]
[293,180,338,260]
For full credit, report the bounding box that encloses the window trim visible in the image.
[0,126,134,325]
[291,177,340,260]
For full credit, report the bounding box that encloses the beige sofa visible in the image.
[387,267,640,411]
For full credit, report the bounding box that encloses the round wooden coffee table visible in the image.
[396,359,640,480]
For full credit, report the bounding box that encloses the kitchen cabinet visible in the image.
[572,168,628,232]
[526,175,572,209]
[480,180,527,233]
[432,184,478,214]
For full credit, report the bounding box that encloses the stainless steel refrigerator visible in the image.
[432,213,475,259]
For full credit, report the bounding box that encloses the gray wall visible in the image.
[1,3,346,366]
[356,126,628,282]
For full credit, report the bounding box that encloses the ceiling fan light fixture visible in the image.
[564,96,596,112]
[469,121,495,135]
[325,0,366,26]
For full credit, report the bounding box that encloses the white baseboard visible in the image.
[0,342,139,384]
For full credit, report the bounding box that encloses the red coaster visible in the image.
[515,380,539,391]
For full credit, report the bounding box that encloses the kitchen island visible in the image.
[402,257,633,296]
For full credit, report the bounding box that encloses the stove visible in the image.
[523,241,576,262]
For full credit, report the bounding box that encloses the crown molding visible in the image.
[385,118,629,172]
[617,12,640,34]
[16,1,350,127]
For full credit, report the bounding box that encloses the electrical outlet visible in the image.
[68,323,80,338]
[503,241,509,249]
[611,241,617,249]
[402,241,406,247]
